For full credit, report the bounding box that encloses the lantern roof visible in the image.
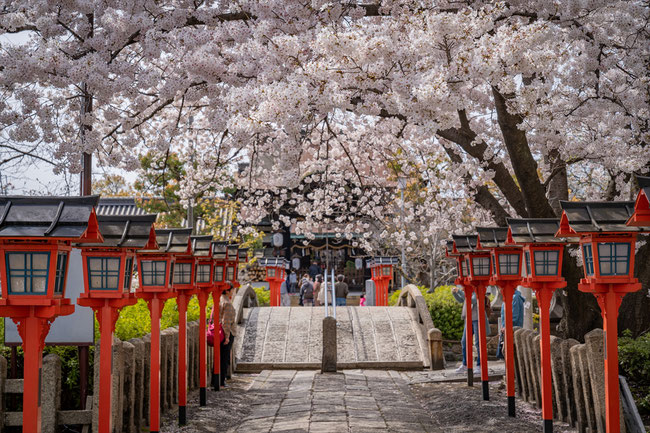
[451,234,484,253]
[557,201,640,236]
[506,218,564,244]
[476,227,512,248]
[368,256,399,266]
[627,176,650,228]
[142,228,193,254]
[212,241,228,257]
[191,235,214,257]
[0,195,102,242]
[96,197,149,216]
[77,214,158,249]
[258,257,289,267]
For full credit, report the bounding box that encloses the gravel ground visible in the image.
[160,374,257,433]
[410,380,577,433]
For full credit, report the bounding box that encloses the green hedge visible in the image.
[619,330,650,419]
[254,286,270,306]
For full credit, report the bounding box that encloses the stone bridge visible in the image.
[232,284,444,372]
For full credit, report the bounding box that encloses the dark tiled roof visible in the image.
[145,228,192,254]
[476,227,510,248]
[506,218,563,243]
[452,234,480,252]
[97,197,149,216]
[191,235,214,257]
[258,257,289,267]
[559,201,640,233]
[368,257,399,266]
[79,214,157,248]
[212,241,228,259]
[0,195,100,239]
[638,176,650,189]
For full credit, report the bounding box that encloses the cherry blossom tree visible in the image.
[1,0,648,338]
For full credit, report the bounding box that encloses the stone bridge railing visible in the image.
[396,284,445,370]
[230,284,258,374]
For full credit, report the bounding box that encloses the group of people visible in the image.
[452,286,525,375]
[295,273,349,306]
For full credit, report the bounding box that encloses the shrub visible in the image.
[618,330,650,418]
[388,289,402,306]
[424,285,464,341]
[254,286,270,306]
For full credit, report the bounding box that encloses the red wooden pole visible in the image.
[603,291,621,433]
[148,295,164,433]
[463,285,474,387]
[98,303,115,433]
[536,286,555,433]
[19,315,46,433]
[212,288,221,391]
[501,283,517,417]
[474,283,490,400]
[177,293,188,425]
[197,290,209,406]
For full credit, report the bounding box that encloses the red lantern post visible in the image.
[0,196,102,433]
[259,256,289,307]
[77,213,157,433]
[209,242,229,390]
[557,200,646,433]
[452,235,492,401]
[507,218,566,433]
[477,227,523,416]
[171,232,202,426]
[192,236,215,406]
[369,257,398,306]
[445,240,475,387]
[136,228,191,433]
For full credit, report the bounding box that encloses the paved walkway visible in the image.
[235,307,427,370]
[229,370,441,433]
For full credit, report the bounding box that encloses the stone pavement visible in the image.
[235,307,427,370]
[229,369,442,433]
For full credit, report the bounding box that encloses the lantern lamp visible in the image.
[477,227,523,416]
[452,234,493,399]
[0,195,102,433]
[368,257,398,307]
[76,213,157,433]
[136,227,191,433]
[191,235,214,406]
[258,256,289,306]
[506,218,567,433]
[557,200,645,433]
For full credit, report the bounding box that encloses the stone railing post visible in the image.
[428,328,444,370]
[322,317,337,373]
[0,355,5,432]
[41,354,61,433]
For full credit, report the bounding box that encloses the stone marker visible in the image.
[532,333,543,408]
[41,354,61,433]
[563,339,580,427]
[129,337,145,433]
[550,336,566,421]
[122,340,136,433]
[514,328,529,400]
[569,343,588,433]
[322,317,337,373]
[584,329,605,433]
[428,328,444,370]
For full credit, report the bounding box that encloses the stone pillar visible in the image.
[521,330,538,405]
[569,344,588,433]
[41,354,61,433]
[584,329,605,433]
[128,338,145,433]
[573,343,597,432]
[550,336,566,422]
[112,337,124,433]
[531,333,543,408]
[142,334,151,423]
[428,328,444,370]
[520,286,534,330]
[563,339,580,426]
[513,328,528,400]
[321,317,337,373]
[188,321,196,390]
[122,341,135,433]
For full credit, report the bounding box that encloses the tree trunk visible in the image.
[555,250,602,342]
[618,237,650,337]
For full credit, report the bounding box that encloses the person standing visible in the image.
[496,288,525,360]
[313,275,323,306]
[334,274,348,306]
[452,286,490,375]
[219,283,236,387]
[308,260,320,280]
[300,275,315,306]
